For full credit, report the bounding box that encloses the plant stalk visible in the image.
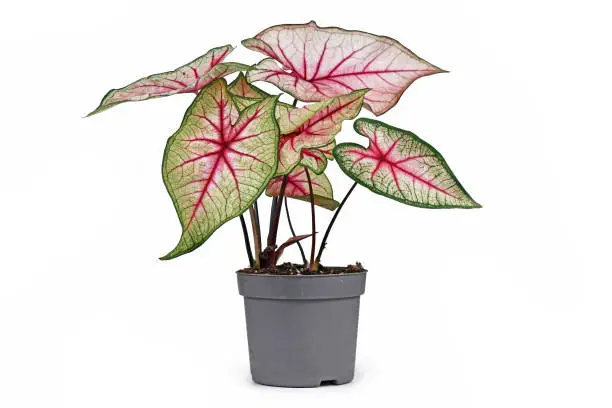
[304,168,317,272]
[266,176,288,249]
[239,214,254,267]
[248,206,261,268]
[253,200,261,233]
[315,181,358,266]
[284,197,308,265]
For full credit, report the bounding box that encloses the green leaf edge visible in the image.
[160,79,281,260]
[333,118,482,210]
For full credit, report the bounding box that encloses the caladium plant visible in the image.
[88,22,480,272]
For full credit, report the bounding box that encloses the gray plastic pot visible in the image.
[236,271,367,388]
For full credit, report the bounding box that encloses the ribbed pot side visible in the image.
[236,271,367,388]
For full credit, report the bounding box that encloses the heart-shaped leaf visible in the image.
[88,45,250,116]
[162,79,280,259]
[334,119,481,209]
[266,166,339,210]
[243,21,444,116]
[275,89,366,176]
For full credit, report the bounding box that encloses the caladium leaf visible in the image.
[88,45,250,116]
[161,79,280,259]
[275,89,366,176]
[266,166,339,210]
[300,140,335,174]
[299,148,328,174]
[334,119,481,209]
[228,72,268,98]
[243,21,444,116]
[318,141,336,160]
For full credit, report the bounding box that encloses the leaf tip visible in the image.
[470,200,483,209]
[159,247,183,261]
[85,106,104,117]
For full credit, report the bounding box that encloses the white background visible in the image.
[1,0,611,406]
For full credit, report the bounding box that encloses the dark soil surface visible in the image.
[238,262,366,275]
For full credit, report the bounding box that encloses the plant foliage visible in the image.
[88,22,480,270]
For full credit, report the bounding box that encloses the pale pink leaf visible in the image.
[243,22,444,115]
[88,45,250,116]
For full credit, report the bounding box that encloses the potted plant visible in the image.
[88,21,481,388]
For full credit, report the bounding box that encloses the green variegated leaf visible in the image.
[275,89,366,176]
[228,72,268,98]
[228,87,364,176]
[319,141,335,160]
[300,141,335,174]
[88,45,250,116]
[300,148,328,174]
[161,79,280,259]
[334,118,480,209]
[266,166,339,210]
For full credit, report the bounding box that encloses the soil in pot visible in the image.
[238,262,366,275]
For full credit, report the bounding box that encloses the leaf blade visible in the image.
[275,89,366,176]
[88,45,250,116]
[161,79,280,259]
[334,118,480,209]
[243,22,444,115]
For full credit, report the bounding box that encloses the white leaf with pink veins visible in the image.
[243,21,445,116]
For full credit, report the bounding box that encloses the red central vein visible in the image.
[185,152,223,230]
[165,78,189,87]
[131,84,178,91]
[392,163,457,198]
[315,69,436,81]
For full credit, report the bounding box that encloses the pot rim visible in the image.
[237,270,367,299]
[235,270,367,278]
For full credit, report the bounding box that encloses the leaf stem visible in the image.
[292,98,298,107]
[248,206,261,268]
[267,176,288,249]
[239,214,254,267]
[253,200,261,233]
[304,168,317,272]
[315,181,358,266]
[284,197,308,265]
